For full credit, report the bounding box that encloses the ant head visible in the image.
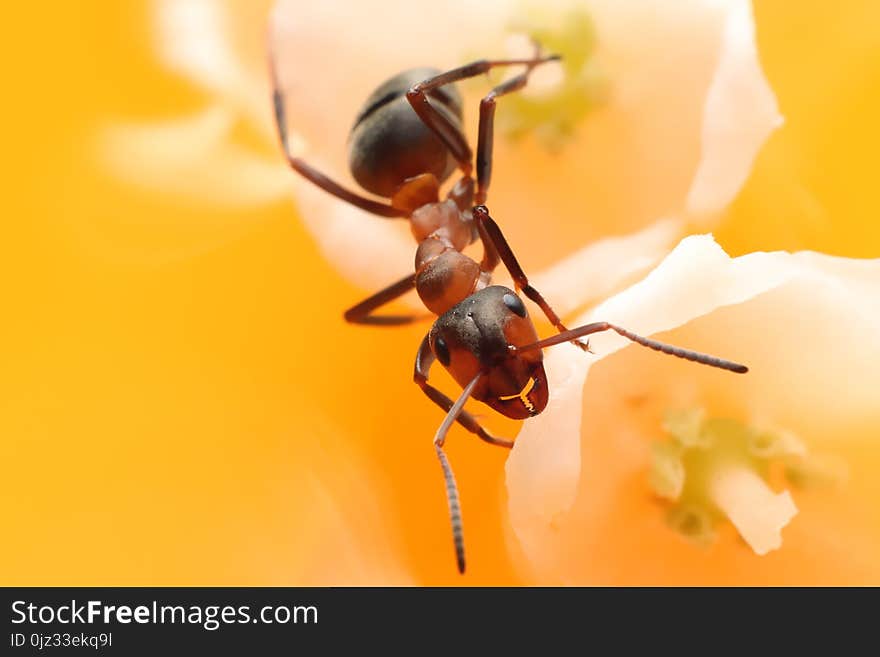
[429,286,548,420]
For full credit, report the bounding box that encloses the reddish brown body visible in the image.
[429,286,546,420]
[392,172,560,422]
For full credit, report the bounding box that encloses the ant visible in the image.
[269,45,748,574]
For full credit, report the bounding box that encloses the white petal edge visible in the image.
[156,0,242,95]
[155,0,276,140]
[709,464,797,555]
[123,0,782,309]
[99,107,291,208]
[536,0,782,307]
[506,235,880,573]
[685,0,784,218]
[267,0,782,297]
[288,177,416,289]
[531,219,682,318]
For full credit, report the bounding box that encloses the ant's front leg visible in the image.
[475,49,554,205]
[414,335,514,448]
[415,336,519,574]
[407,55,560,177]
[472,205,591,352]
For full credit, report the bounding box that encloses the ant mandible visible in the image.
[269,45,748,574]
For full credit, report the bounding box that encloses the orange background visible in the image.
[2,1,879,585]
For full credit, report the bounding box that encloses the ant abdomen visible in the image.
[348,68,464,198]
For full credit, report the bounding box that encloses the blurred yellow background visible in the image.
[1,1,878,585]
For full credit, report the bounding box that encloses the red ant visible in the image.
[269,47,748,574]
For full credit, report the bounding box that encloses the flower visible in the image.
[507,235,880,584]
[91,0,880,586]
[716,1,880,258]
[9,0,880,589]
[102,0,780,312]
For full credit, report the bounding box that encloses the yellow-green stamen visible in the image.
[649,411,839,555]
[476,5,608,150]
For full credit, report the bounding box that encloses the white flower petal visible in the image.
[107,1,781,306]
[485,0,776,268]
[508,235,791,546]
[268,0,780,293]
[267,0,510,292]
[269,0,508,164]
[289,176,416,288]
[531,218,682,318]
[155,0,276,138]
[709,464,797,555]
[101,0,780,302]
[685,0,784,218]
[99,107,290,208]
[156,0,242,95]
[506,235,880,581]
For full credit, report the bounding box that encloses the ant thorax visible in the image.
[410,199,471,247]
[412,200,485,316]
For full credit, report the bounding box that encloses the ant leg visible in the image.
[447,175,475,212]
[472,205,590,351]
[476,60,547,205]
[344,274,428,326]
[269,49,406,218]
[407,55,559,176]
[414,336,514,449]
[445,176,499,273]
[474,56,551,268]
[513,322,749,374]
[477,218,501,274]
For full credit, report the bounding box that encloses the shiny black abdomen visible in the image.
[348,68,464,198]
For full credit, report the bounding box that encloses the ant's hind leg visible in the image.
[268,47,406,218]
[414,336,514,449]
[344,274,429,326]
[472,205,591,352]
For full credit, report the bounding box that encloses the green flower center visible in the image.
[486,6,607,150]
[650,409,846,554]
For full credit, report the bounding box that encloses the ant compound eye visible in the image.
[433,336,451,366]
[502,293,527,318]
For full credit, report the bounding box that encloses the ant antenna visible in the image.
[514,322,748,374]
[434,373,482,574]
[435,445,464,574]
